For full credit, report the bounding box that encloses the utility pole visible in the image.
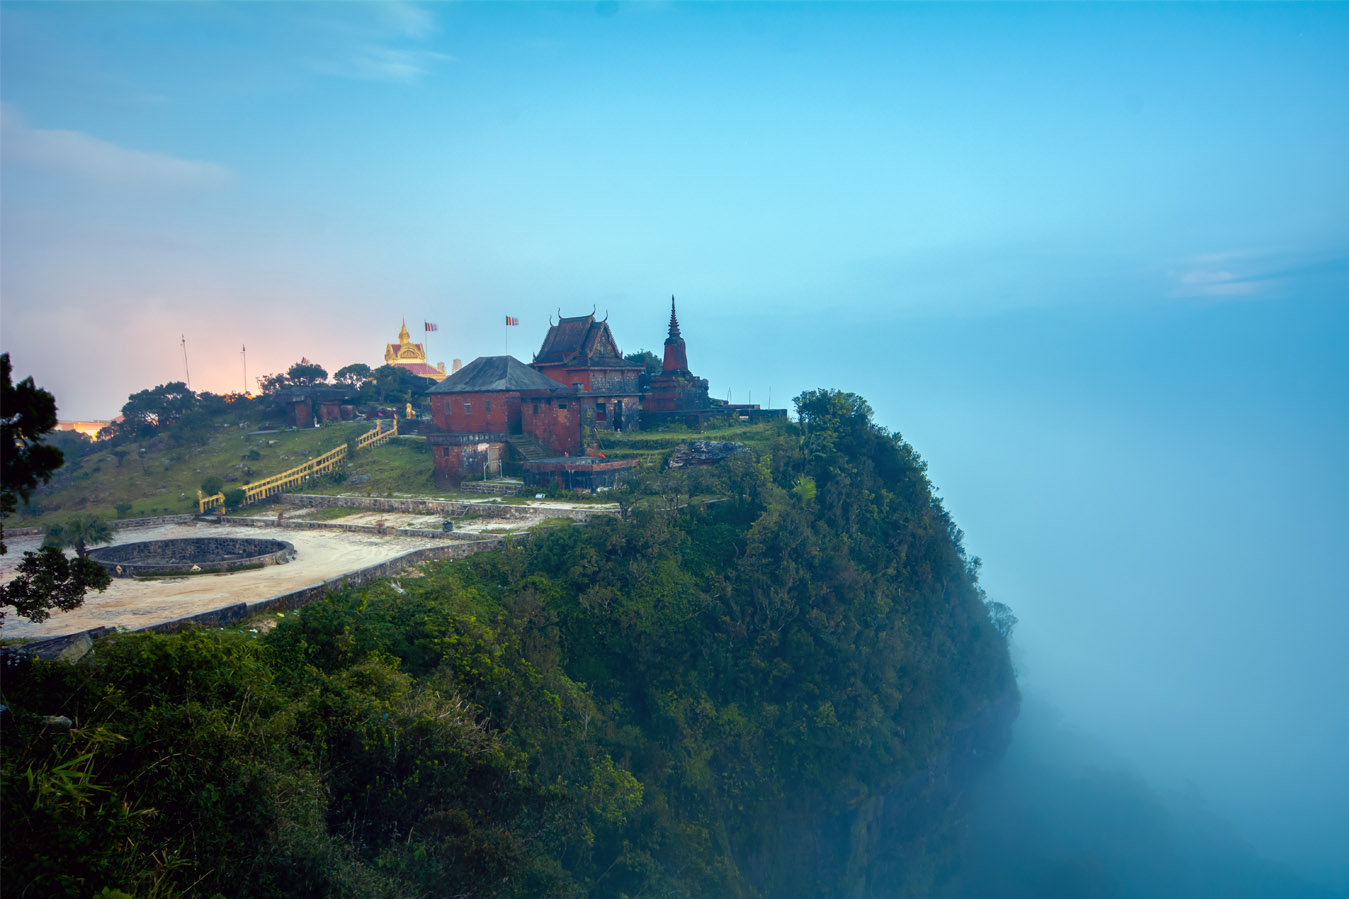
[181,335,191,389]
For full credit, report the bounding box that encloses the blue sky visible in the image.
[3,1,1347,887]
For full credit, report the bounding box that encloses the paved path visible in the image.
[1,520,464,640]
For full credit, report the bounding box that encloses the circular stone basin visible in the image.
[88,537,296,578]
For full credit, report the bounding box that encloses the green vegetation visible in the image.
[43,514,114,558]
[1,354,111,624]
[1,389,1016,897]
[298,436,438,497]
[13,417,374,527]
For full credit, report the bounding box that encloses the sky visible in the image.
[3,1,1347,889]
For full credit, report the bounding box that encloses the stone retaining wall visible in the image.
[280,493,617,521]
[2,514,196,540]
[89,537,296,578]
[214,515,481,541]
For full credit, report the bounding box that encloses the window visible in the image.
[532,403,540,414]
[486,400,492,414]
[464,402,471,414]
[597,402,607,422]
[558,403,568,410]
[573,382,583,390]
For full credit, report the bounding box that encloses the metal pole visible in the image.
[181,335,191,389]
[241,345,247,395]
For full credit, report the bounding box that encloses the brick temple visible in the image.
[426,298,783,487]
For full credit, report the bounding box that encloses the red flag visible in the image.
[425,321,438,332]
[506,315,520,326]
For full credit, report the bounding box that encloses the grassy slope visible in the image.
[16,421,373,527]
[13,417,785,529]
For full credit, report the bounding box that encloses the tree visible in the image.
[0,354,111,624]
[1,353,64,548]
[120,381,198,435]
[625,349,662,376]
[334,362,373,389]
[44,514,114,558]
[286,360,328,386]
[2,547,110,624]
[367,364,426,405]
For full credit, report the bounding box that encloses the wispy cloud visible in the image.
[1168,248,1349,301]
[306,2,451,84]
[1170,249,1275,300]
[0,104,229,189]
[376,1,438,41]
[319,46,454,84]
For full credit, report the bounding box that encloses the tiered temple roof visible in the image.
[384,319,447,381]
[533,312,635,369]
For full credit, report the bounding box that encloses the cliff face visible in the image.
[731,686,1021,898]
[2,394,1019,898]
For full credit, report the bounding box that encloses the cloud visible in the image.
[376,2,438,40]
[335,46,454,83]
[304,3,450,84]
[1169,249,1274,300]
[0,104,229,189]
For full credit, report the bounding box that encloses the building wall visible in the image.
[536,365,640,394]
[521,396,581,456]
[431,440,504,486]
[430,392,518,435]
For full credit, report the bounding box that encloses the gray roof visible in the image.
[426,355,570,395]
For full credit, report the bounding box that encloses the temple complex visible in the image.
[424,298,783,487]
[384,319,448,382]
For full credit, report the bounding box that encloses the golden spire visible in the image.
[399,317,410,345]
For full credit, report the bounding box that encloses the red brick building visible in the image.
[424,300,784,488]
[426,356,577,485]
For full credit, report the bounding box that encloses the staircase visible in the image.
[506,434,550,461]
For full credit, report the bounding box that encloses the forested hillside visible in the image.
[1,390,1017,898]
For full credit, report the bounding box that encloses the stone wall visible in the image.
[216,515,480,541]
[89,537,296,577]
[3,514,196,540]
[279,493,617,522]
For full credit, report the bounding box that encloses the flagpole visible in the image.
[241,345,248,395]
[181,335,191,389]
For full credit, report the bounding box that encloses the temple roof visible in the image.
[533,313,638,369]
[394,360,448,380]
[427,355,569,395]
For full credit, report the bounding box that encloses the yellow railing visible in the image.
[197,420,397,513]
[356,416,397,450]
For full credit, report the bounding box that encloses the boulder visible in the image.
[668,440,748,469]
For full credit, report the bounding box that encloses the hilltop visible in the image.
[14,397,788,529]
[2,389,1018,897]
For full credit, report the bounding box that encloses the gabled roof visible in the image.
[427,355,569,395]
[533,313,638,369]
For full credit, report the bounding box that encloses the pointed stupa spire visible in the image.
[399,317,410,344]
[662,294,689,372]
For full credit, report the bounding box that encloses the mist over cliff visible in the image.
[936,694,1344,899]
